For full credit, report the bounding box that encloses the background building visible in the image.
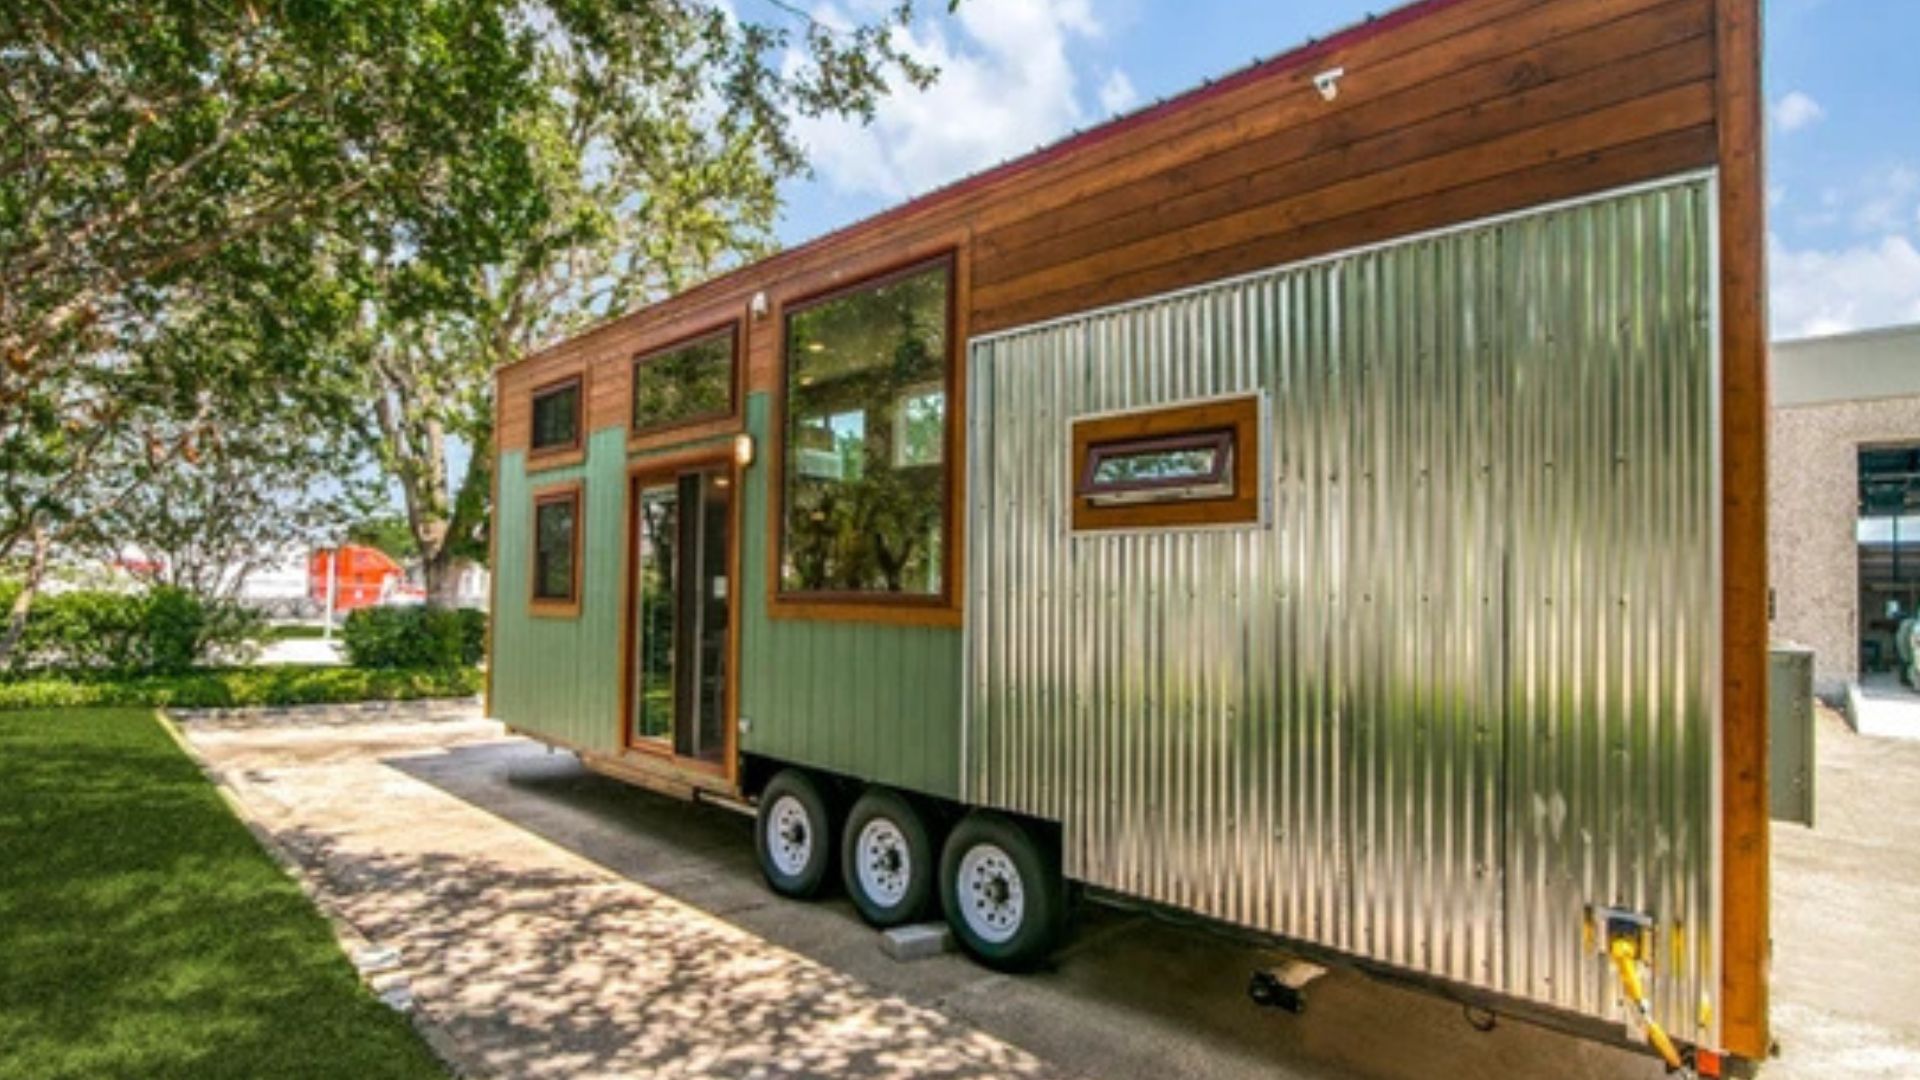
[1771,322,1920,700]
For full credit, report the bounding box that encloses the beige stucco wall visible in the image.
[1770,396,1920,697]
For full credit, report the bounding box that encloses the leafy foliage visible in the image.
[1,0,944,641]
[0,583,262,676]
[0,0,535,382]
[0,665,481,712]
[341,606,486,669]
[345,514,422,562]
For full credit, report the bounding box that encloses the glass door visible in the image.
[631,467,732,766]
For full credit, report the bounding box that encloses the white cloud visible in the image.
[1850,166,1920,234]
[1097,69,1138,116]
[1772,90,1826,133]
[788,0,1122,202]
[1771,233,1920,339]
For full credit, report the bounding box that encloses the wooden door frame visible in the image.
[617,443,744,789]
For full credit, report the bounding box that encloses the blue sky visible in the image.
[773,0,1920,342]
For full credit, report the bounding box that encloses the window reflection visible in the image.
[533,494,577,602]
[531,380,581,452]
[781,261,950,597]
[633,329,734,433]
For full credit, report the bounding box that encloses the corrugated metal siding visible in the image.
[493,427,631,752]
[965,177,1718,1039]
[737,393,965,800]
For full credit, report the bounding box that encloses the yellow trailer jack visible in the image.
[1610,935,1685,1071]
[1589,906,1690,1075]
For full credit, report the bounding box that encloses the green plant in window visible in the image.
[781,265,949,595]
[634,333,733,431]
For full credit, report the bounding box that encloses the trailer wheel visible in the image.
[756,769,834,899]
[841,788,936,927]
[939,812,1065,971]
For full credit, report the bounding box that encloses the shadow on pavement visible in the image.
[369,737,1663,1080]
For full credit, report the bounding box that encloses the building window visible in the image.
[1070,395,1261,531]
[530,376,583,454]
[779,257,953,600]
[531,484,582,616]
[632,326,738,435]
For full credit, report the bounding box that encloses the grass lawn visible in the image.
[0,709,446,1080]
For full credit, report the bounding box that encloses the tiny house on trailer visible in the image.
[487,0,1770,1070]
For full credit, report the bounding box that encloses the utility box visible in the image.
[1770,645,1816,827]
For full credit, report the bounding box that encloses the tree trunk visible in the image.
[423,549,464,607]
[0,526,51,670]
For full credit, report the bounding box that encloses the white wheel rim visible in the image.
[957,842,1025,944]
[767,795,813,877]
[855,818,912,908]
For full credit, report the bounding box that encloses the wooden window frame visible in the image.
[1070,395,1261,532]
[629,321,742,441]
[528,373,587,471]
[768,251,961,627]
[529,480,584,619]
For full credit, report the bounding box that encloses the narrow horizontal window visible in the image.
[779,256,954,602]
[1070,395,1261,532]
[531,485,582,615]
[1079,429,1234,505]
[531,377,583,454]
[633,326,737,435]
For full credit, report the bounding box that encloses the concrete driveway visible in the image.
[172,706,1911,1079]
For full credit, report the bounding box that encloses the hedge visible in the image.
[0,664,482,712]
[342,606,486,669]
[0,583,262,675]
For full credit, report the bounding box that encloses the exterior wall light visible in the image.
[1313,67,1345,102]
[734,432,755,468]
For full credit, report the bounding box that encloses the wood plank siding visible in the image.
[1714,0,1770,1060]
[499,0,1725,450]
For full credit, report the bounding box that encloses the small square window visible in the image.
[1070,395,1260,532]
[531,377,583,455]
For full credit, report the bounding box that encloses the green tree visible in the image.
[346,0,934,605]
[346,515,421,563]
[1,0,533,660]
[1,0,939,643]
[0,0,534,387]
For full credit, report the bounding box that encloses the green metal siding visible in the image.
[492,427,628,753]
[490,393,964,798]
[738,393,963,799]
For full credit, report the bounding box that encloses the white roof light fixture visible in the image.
[1313,67,1346,102]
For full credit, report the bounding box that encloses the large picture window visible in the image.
[779,257,952,600]
[530,376,582,455]
[530,484,582,616]
[632,326,737,435]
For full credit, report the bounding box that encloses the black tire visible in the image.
[755,769,835,899]
[841,788,937,927]
[939,811,1066,971]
